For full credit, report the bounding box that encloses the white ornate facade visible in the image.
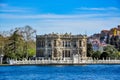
[36,33,87,60]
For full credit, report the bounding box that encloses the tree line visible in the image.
[0,26,36,63]
[106,35,120,51]
[87,43,120,60]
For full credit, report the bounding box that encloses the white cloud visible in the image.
[34,17,120,35]
[0,13,119,19]
[1,16,120,36]
[0,8,33,13]
[0,3,8,7]
[0,9,27,13]
[76,7,119,11]
[0,3,33,13]
[0,13,120,36]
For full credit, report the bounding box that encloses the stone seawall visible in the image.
[9,59,120,65]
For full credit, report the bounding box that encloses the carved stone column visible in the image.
[45,37,47,58]
[51,39,54,59]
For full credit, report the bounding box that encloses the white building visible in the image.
[36,33,87,60]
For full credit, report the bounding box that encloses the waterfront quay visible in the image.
[9,58,120,65]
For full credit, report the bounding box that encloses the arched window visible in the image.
[68,41,70,47]
[68,50,70,57]
[79,40,82,47]
[65,41,67,47]
[62,50,64,58]
[48,40,51,47]
[54,40,56,47]
[73,41,76,47]
[65,50,67,57]
[62,41,64,47]
[54,49,57,57]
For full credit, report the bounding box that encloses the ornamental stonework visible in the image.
[36,33,87,60]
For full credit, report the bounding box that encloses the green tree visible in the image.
[27,41,36,58]
[21,25,36,59]
[100,45,119,59]
[4,29,24,60]
[92,51,101,59]
[114,36,120,50]
[110,36,115,45]
[87,43,94,57]
[1,26,36,63]
[106,34,110,44]
[100,52,109,59]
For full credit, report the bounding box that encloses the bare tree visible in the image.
[21,25,36,59]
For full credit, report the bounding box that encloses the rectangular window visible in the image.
[79,40,82,47]
[62,50,64,58]
[73,41,76,48]
[62,41,64,47]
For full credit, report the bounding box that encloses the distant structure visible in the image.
[36,33,87,60]
[88,25,120,52]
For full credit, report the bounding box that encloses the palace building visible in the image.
[36,33,87,60]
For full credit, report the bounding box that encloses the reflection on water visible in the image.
[0,65,120,80]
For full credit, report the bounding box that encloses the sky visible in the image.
[0,0,120,36]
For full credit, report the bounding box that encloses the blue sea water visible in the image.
[0,65,120,80]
